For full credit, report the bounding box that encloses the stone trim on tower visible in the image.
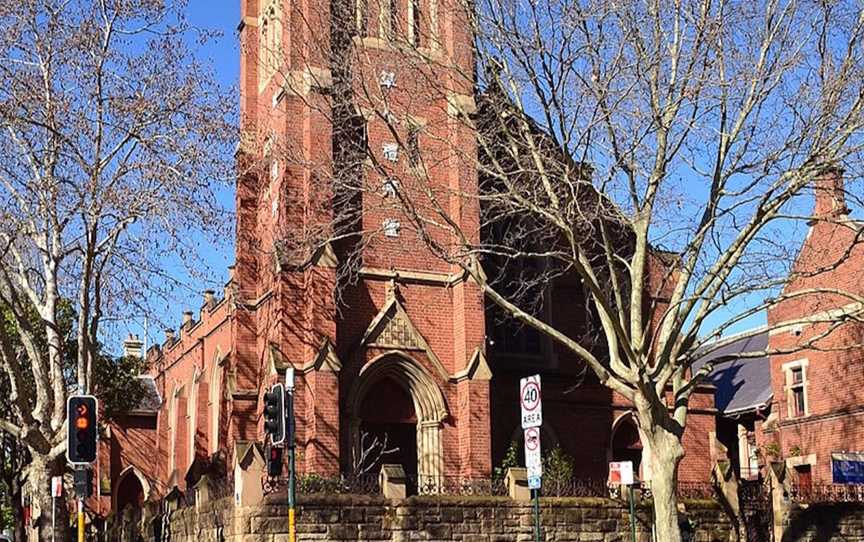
[450,348,492,383]
[361,280,449,380]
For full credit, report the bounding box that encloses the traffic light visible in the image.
[263,383,286,446]
[267,444,284,477]
[73,468,93,498]
[67,395,98,465]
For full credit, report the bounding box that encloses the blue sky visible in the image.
[112,2,240,353]
[188,1,239,88]
[115,1,843,355]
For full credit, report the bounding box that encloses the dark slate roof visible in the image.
[133,376,162,413]
[694,329,773,415]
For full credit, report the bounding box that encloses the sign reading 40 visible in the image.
[520,375,542,429]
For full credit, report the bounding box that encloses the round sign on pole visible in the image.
[525,427,540,451]
[521,381,540,411]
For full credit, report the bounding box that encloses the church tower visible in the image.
[236,0,491,481]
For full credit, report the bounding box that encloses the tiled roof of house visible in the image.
[133,375,162,413]
[694,329,773,415]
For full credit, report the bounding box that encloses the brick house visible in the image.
[704,172,864,486]
[83,0,718,527]
[764,171,864,485]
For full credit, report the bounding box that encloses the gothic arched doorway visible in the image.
[611,414,644,479]
[357,377,418,480]
[347,353,448,490]
[114,467,149,542]
[115,466,148,513]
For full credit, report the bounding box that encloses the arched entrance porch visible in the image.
[610,413,650,481]
[113,467,150,542]
[347,353,448,490]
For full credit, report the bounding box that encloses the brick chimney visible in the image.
[813,168,850,222]
[203,289,216,309]
[122,334,143,359]
[182,310,194,329]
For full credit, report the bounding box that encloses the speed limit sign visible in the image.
[520,375,542,429]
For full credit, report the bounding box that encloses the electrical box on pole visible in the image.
[67,395,98,465]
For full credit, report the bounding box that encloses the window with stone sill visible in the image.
[784,362,809,419]
[791,368,805,417]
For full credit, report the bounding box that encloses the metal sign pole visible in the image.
[51,495,55,542]
[286,370,296,542]
[532,488,541,542]
[628,483,637,542]
[521,375,543,542]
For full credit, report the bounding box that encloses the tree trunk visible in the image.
[12,483,26,542]
[30,454,69,542]
[637,411,686,542]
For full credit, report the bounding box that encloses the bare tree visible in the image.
[350,431,400,477]
[0,0,233,538]
[253,0,864,539]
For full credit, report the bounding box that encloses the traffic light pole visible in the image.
[77,496,85,542]
[287,385,296,542]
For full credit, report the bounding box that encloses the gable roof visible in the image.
[360,284,449,381]
[694,330,773,415]
[131,375,162,414]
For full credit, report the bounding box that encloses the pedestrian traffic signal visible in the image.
[267,444,284,477]
[263,383,286,446]
[73,468,93,498]
[67,395,98,465]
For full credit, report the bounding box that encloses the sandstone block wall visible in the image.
[165,494,731,542]
[783,504,864,542]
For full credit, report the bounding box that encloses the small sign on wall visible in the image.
[833,452,864,484]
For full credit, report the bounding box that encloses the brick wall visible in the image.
[764,173,864,483]
[164,494,731,542]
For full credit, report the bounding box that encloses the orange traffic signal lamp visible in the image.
[67,395,98,465]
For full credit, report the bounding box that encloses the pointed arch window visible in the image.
[408,0,421,47]
[260,0,285,87]
[356,0,369,36]
[209,353,225,455]
[189,369,201,464]
[168,385,185,478]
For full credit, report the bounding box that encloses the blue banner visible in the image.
[832,453,864,484]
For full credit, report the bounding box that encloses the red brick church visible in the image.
[85,0,717,525]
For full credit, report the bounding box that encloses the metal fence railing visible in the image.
[790,483,864,504]
[676,482,718,500]
[295,473,381,495]
[410,475,509,496]
[541,478,609,498]
[172,471,724,502]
